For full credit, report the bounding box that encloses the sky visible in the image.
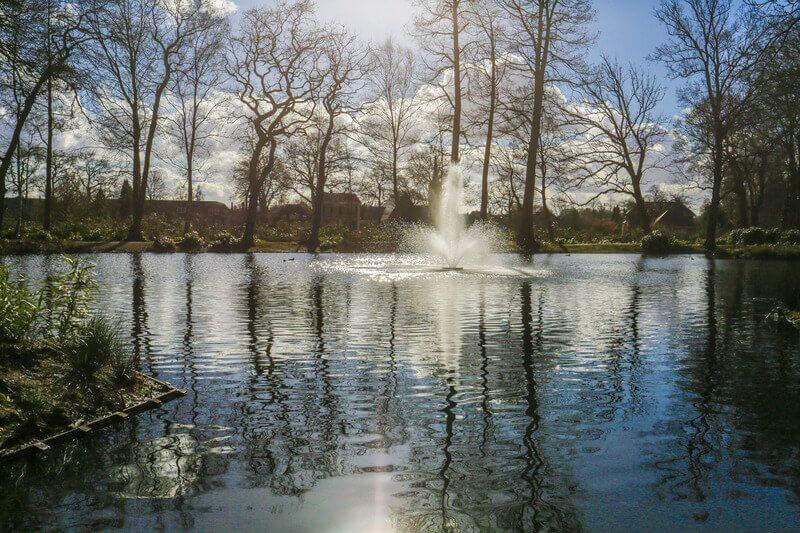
[236,0,681,118]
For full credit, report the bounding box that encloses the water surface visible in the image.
[1,253,799,531]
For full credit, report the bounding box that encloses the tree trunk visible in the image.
[184,155,193,234]
[127,117,144,241]
[0,70,51,230]
[44,78,54,230]
[480,41,496,220]
[392,146,401,218]
[450,0,462,165]
[309,115,335,253]
[129,48,173,241]
[517,2,549,252]
[241,138,269,248]
[705,126,725,250]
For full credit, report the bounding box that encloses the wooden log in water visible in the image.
[0,372,185,464]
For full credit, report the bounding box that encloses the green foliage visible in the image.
[728,227,800,246]
[318,225,349,250]
[43,256,96,341]
[209,231,239,251]
[781,229,800,245]
[152,235,177,252]
[0,266,40,344]
[178,230,206,250]
[7,223,55,242]
[641,230,677,254]
[64,317,127,381]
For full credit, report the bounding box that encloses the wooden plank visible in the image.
[0,374,185,464]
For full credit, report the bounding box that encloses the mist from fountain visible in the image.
[406,163,500,269]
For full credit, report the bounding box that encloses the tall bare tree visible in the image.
[653,0,780,249]
[165,18,228,233]
[467,4,507,219]
[361,38,420,215]
[414,0,469,164]
[561,58,668,233]
[88,0,219,241]
[0,0,96,230]
[499,0,594,251]
[308,30,369,252]
[227,0,325,248]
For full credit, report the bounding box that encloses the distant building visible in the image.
[361,205,387,224]
[321,192,361,229]
[628,200,696,230]
[136,200,231,224]
[268,203,311,224]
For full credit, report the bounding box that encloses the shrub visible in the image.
[0,266,39,344]
[641,230,676,254]
[729,227,767,245]
[781,229,800,245]
[64,317,125,381]
[43,256,96,340]
[17,223,55,242]
[210,231,239,252]
[152,235,176,252]
[318,225,349,250]
[178,230,205,250]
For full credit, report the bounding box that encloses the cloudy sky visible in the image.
[237,0,680,117]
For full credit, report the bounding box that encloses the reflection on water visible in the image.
[1,253,799,531]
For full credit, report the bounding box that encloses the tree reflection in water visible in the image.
[1,254,799,531]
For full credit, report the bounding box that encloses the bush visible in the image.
[64,317,126,381]
[641,230,676,254]
[729,227,767,245]
[178,230,205,250]
[781,229,800,245]
[14,223,55,242]
[152,235,176,252]
[209,231,239,252]
[318,225,349,250]
[0,266,39,344]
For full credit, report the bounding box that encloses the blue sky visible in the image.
[235,0,681,118]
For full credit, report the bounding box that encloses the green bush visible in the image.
[318,225,349,250]
[178,230,206,250]
[210,231,239,252]
[152,235,177,252]
[641,230,676,254]
[781,229,800,245]
[64,317,126,381]
[0,266,40,344]
[15,223,55,242]
[729,227,767,245]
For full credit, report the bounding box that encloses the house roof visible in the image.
[323,192,361,205]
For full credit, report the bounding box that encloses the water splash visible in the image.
[405,164,502,268]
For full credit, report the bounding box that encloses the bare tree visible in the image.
[361,38,420,214]
[653,0,780,249]
[499,0,594,251]
[414,0,469,163]
[88,0,220,241]
[561,58,668,233]
[308,30,369,252]
[0,0,96,230]
[165,17,227,233]
[466,4,507,219]
[227,0,325,248]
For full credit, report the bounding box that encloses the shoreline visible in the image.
[1,239,800,259]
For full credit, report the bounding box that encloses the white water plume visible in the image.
[405,164,502,268]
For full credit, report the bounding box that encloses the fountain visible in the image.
[415,163,498,269]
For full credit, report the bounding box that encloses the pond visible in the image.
[1,253,799,531]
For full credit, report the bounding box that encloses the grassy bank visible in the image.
[0,258,157,454]
[3,237,800,259]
